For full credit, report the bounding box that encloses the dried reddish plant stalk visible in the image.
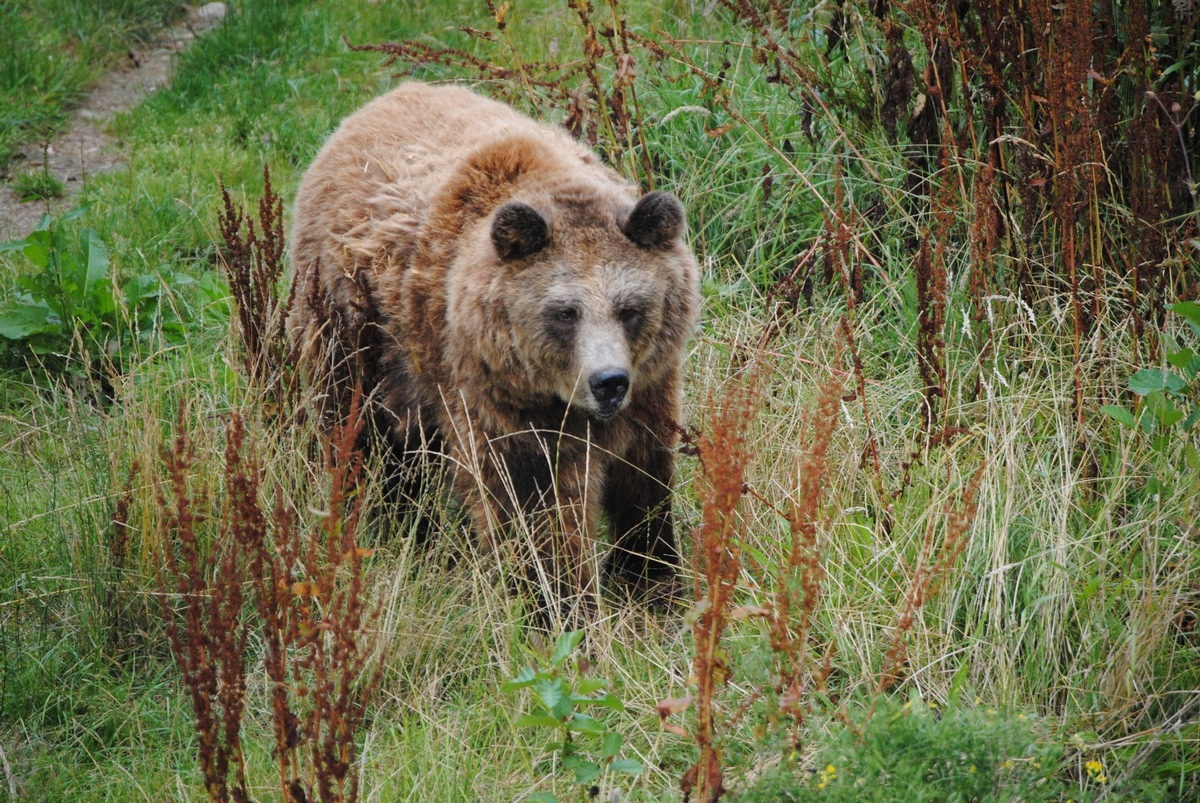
[769,361,845,749]
[296,390,384,803]
[874,464,985,699]
[915,143,956,435]
[156,407,251,803]
[218,165,299,406]
[681,359,770,803]
[104,459,140,659]
[913,236,945,433]
[157,390,382,803]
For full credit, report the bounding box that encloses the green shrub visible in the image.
[737,696,1071,802]
[503,630,643,801]
[0,207,204,377]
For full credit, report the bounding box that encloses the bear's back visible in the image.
[294,83,606,242]
[290,83,622,310]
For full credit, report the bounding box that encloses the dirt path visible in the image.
[0,3,227,241]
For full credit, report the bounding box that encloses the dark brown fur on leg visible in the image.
[459,428,600,630]
[603,436,680,599]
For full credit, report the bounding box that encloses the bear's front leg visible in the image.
[602,425,680,598]
[463,430,601,629]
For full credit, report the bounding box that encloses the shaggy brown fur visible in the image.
[289,82,700,618]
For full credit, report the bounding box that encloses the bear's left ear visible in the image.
[623,191,685,250]
[492,202,551,261]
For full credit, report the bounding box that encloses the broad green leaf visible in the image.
[1166,347,1195,370]
[587,692,626,713]
[948,660,971,707]
[1182,408,1200,432]
[125,274,167,313]
[1099,405,1136,427]
[502,666,540,691]
[1130,369,1187,396]
[600,731,623,758]
[83,230,108,294]
[25,229,51,247]
[60,204,90,223]
[1169,300,1200,329]
[609,758,643,775]
[534,678,566,712]
[1149,405,1183,429]
[1145,393,1184,427]
[576,676,606,695]
[566,712,605,735]
[1183,444,1200,471]
[22,240,49,269]
[0,305,58,339]
[1165,348,1200,382]
[92,281,118,318]
[525,793,557,803]
[1145,477,1172,498]
[1138,399,1158,434]
[550,630,584,666]
[515,713,562,729]
[573,760,601,785]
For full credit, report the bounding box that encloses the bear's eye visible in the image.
[618,307,643,327]
[555,308,579,324]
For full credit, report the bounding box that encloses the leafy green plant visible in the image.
[1101,301,1200,484]
[12,168,66,202]
[736,695,1075,802]
[0,208,192,375]
[503,631,642,800]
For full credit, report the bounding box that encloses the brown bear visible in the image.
[288,82,700,616]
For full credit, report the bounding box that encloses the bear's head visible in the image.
[487,190,693,420]
[436,142,699,423]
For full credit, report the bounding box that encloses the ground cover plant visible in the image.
[0,0,1197,800]
[0,0,182,169]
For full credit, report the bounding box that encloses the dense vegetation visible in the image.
[0,0,1196,800]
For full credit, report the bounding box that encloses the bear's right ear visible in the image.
[491,202,550,261]
[622,191,685,250]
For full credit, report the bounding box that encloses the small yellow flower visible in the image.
[826,764,837,776]
[1085,760,1108,783]
[969,764,976,774]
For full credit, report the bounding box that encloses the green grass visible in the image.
[0,0,181,169]
[11,167,65,201]
[0,0,1197,800]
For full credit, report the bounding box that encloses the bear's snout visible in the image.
[589,369,629,417]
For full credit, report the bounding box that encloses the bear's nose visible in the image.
[589,369,629,414]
